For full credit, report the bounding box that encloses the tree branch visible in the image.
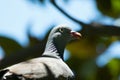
[50,0,120,37]
[51,0,85,25]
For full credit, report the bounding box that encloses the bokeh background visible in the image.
[0,0,120,80]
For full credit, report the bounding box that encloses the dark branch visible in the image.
[50,0,120,37]
[50,0,85,25]
[81,22,120,37]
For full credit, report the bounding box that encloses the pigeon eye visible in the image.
[59,28,64,33]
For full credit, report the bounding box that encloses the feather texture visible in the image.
[0,25,81,80]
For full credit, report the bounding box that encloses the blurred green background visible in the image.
[0,0,120,80]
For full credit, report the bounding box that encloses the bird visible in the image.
[0,24,81,80]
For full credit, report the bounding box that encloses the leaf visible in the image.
[107,59,120,77]
[0,36,23,55]
[96,0,120,18]
[66,39,96,59]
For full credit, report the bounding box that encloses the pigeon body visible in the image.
[0,25,81,80]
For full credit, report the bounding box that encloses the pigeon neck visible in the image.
[43,39,67,60]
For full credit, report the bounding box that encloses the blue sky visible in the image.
[96,41,120,67]
[0,0,120,65]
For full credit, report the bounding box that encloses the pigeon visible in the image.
[0,25,81,80]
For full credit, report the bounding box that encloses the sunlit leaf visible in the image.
[107,59,120,77]
[66,39,96,59]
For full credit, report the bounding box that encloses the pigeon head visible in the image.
[43,25,81,59]
[48,25,81,42]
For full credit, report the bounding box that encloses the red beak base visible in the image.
[70,31,82,39]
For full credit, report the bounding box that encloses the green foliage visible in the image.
[107,59,120,79]
[96,0,120,18]
[0,0,120,80]
[0,36,22,55]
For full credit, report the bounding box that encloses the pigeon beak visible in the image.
[70,31,82,39]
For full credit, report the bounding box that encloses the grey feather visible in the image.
[0,25,81,80]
